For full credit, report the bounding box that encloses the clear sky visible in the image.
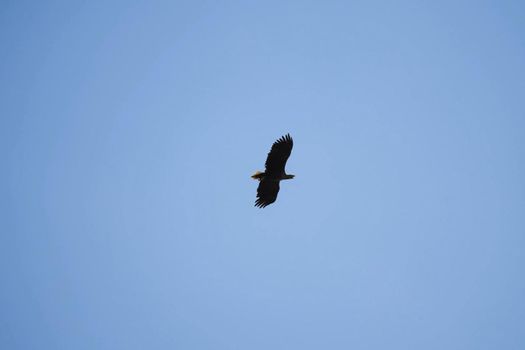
[2,1,524,349]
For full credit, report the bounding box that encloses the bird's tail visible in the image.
[251,171,265,180]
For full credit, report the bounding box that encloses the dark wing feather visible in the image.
[264,133,293,177]
[255,179,280,208]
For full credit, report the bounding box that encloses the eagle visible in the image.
[251,133,294,208]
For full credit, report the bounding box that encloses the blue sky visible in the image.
[1,1,524,349]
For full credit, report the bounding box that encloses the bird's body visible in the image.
[252,133,294,208]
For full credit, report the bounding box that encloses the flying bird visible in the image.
[252,133,295,208]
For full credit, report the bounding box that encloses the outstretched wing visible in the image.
[264,133,293,177]
[255,179,280,208]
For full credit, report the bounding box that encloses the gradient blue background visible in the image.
[2,1,524,349]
